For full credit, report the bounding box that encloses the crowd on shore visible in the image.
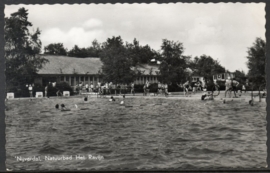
[23,76,266,100]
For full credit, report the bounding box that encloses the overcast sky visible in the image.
[5,3,265,73]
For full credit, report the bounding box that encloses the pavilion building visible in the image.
[35,55,160,87]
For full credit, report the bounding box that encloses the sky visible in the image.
[5,3,265,73]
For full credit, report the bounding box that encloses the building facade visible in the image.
[213,72,235,81]
[35,55,160,87]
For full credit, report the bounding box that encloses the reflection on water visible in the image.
[5,97,266,170]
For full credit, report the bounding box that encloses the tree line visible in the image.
[5,7,266,92]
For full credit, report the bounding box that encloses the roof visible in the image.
[38,55,103,75]
[132,64,160,75]
[38,55,159,75]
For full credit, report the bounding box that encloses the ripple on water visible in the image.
[5,97,267,170]
[38,145,64,155]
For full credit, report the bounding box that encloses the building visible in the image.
[35,55,160,87]
[191,76,204,82]
[213,72,235,81]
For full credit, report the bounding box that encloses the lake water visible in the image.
[5,96,266,170]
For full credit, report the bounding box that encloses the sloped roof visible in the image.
[38,55,159,75]
[38,55,103,75]
[133,64,160,75]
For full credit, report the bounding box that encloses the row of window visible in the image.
[59,76,159,83]
[213,73,235,80]
[60,76,98,82]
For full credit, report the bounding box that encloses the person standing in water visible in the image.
[225,77,232,98]
[182,80,190,97]
[232,78,240,97]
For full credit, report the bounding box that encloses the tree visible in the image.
[68,45,88,57]
[85,39,102,57]
[126,38,161,66]
[5,8,48,91]
[246,37,266,84]
[159,39,188,84]
[234,70,246,84]
[67,40,102,57]
[44,43,67,55]
[190,55,225,82]
[100,36,135,84]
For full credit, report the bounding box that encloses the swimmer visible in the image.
[55,104,59,109]
[201,86,208,100]
[111,96,115,101]
[61,104,66,110]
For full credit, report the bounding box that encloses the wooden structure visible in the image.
[36,55,159,87]
[213,72,235,81]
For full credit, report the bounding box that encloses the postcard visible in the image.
[4,2,267,171]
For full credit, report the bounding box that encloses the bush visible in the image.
[134,84,144,93]
[47,82,74,97]
[7,85,31,98]
[168,83,182,92]
[216,81,225,91]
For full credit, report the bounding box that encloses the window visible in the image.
[85,76,88,81]
[222,74,225,79]
[76,77,79,82]
[61,76,64,81]
[66,76,69,81]
[81,76,84,81]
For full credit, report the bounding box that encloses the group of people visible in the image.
[178,77,247,100]
[75,81,135,95]
[179,79,204,97]
[142,81,170,96]
[224,77,248,98]
[42,77,252,99]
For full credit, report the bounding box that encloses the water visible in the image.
[5,97,266,170]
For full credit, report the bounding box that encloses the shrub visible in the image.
[47,82,74,97]
[134,84,144,93]
[168,83,182,92]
